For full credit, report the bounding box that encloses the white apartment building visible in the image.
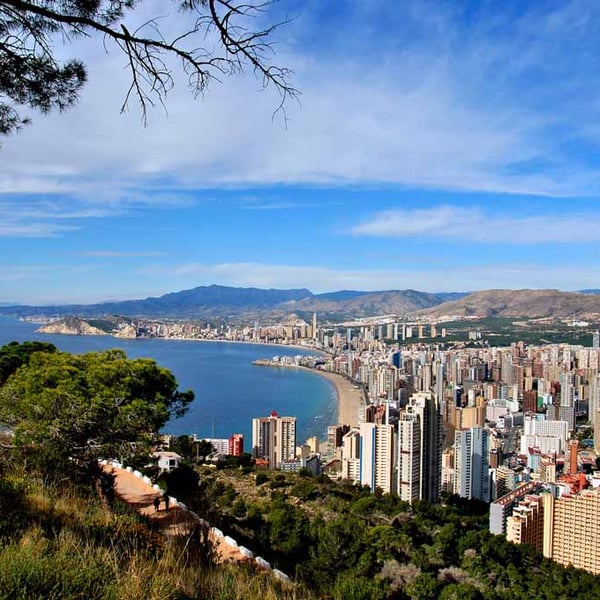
[252,411,296,469]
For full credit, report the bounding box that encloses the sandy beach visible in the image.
[269,364,363,428]
[315,370,364,428]
[253,361,364,428]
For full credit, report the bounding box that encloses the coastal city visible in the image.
[4,0,600,596]
[150,312,600,577]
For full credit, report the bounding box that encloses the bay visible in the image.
[0,317,337,445]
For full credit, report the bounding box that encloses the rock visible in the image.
[36,317,107,336]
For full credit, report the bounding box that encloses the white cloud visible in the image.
[4,257,600,305]
[137,260,600,295]
[0,222,79,238]
[3,1,600,201]
[350,205,600,243]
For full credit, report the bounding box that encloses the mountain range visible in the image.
[2,285,600,323]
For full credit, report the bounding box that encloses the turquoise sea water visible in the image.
[0,317,337,444]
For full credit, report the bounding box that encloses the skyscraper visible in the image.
[397,412,421,502]
[252,411,296,469]
[397,391,443,503]
[359,422,395,494]
[453,427,490,502]
[341,428,361,482]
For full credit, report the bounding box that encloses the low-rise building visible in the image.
[153,451,182,473]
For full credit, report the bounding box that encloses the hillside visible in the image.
[7,286,600,323]
[36,316,108,335]
[286,289,448,320]
[0,285,313,320]
[0,285,457,322]
[415,289,600,319]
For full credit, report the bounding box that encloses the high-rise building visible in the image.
[398,412,422,503]
[228,433,244,457]
[397,391,443,504]
[506,494,544,548]
[359,422,396,494]
[506,488,600,576]
[489,481,541,535]
[593,330,600,349]
[454,427,490,502]
[441,448,455,494]
[543,489,600,575]
[251,411,296,469]
[341,428,361,482]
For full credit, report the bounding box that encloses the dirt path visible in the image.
[107,465,256,563]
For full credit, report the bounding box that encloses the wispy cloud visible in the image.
[241,202,304,210]
[0,222,79,238]
[350,205,600,243]
[0,198,113,238]
[137,260,600,294]
[3,1,600,198]
[0,190,195,238]
[80,250,165,258]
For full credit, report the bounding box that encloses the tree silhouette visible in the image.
[0,0,298,137]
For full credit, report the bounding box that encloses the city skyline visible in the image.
[3,1,600,304]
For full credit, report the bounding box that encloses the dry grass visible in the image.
[0,471,309,600]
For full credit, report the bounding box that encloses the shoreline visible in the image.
[35,326,328,356]
[254,362,363,428]
[315,369,363,429]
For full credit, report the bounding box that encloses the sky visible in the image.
[2,0,600,305]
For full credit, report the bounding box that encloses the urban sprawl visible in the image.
[155,314,600,576]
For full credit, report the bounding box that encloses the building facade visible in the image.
[359,422,396,493]
[397,391,443,503]
[228,433,244,457]
[251,411,296,469]
[454,426,490,502]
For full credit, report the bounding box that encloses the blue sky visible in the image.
[2,0,600,304]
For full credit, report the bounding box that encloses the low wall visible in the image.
[101,459,290,581]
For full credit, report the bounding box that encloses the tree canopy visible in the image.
[0,340,57,386]
[0,346,193,471]
[0,0,297,138]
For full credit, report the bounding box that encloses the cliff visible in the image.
[36,317,108,336]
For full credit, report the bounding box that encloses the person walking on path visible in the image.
[163,491,170,511]
[153,495,160,512]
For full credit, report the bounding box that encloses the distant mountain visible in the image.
[580,289,600,295]
[288,289,447,320]
[0,285,313,320]
[9,286,594,323]
[0,284,452,322]
[415,289,600,319]
[312,290,370,302]
[434,292,470,302]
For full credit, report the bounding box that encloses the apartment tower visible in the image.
[454,426,490,502]
[359,422,396,494]
[251,411,296,469]
[397,391,443,503]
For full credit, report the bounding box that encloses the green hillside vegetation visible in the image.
[1,342,600,599]
[168,466,600,599]
[415,317,598,347]
[0,465,298,600]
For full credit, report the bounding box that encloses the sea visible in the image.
[0,316,337,445]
